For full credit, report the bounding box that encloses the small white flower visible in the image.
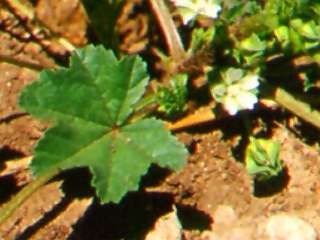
[211,68,260,115]
[240,74,259,89]
[171,0,221,25]
[235,90,258,109]
[223,95,238,115]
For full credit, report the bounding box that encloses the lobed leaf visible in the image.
[19,45,187,203]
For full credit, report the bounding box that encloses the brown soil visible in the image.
[1,1,320,240]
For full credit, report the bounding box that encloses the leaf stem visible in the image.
[133,94,157,112]
[128,96,158,124]
[148,0,186,61]
[239,112,252,136]
[0,168,59,226]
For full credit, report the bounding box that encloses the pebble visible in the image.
[145,206,182,240]
[265,214,317,240]
[213,205,237,225]
[201,227,251,240]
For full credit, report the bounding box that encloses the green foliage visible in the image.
[312,4,320,22]
[81,0,124,49]
[264,0,320,55]
[208,0,320,94]
[188,27,216,54]
[274,19,320,54]
[19,45,187,203]
[264,0,311,21]
[157,74,188,117]
[221,0,261,23]
[239,34,267,52]
[245,137,284,181]
[233,33,267,65]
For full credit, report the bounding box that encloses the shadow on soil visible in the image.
[253,167,290,197]
[0,146,25,163]
[13,165,211,239]
[177,204,212,231]
[69,166,212,239]
[0,146,26,202]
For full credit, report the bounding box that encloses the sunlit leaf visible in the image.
[19,45,187,203]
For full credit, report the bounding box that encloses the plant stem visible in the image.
[239,112,252,136]
[148,0,185,61]
[0,168,59,226]
[261,83,320,129]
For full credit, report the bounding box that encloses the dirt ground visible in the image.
[1,1,320,239]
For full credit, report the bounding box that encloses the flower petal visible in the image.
[225,68,244,84]
[240,74,259,90]
[172,0,221,25]
[178,7,197,25]
[227,84,241,97]
[171,0,195,9]
[223,96,239,115]
[199,2,221,19]
[236,91,258,110]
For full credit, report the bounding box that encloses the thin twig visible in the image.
[148,0,185,61]
[166,104,217,131]
[0,111,28,124]
[0,53,50,71]
[261,83,320,129]
[5,0,75,52]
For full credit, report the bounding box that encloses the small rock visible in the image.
[201,227,252,240]
[145,206,182,240]
[213,205,237,225]
[265,214,317,240]
[201,230,220,240]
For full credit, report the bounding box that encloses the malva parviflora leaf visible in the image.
[19,45,188,203]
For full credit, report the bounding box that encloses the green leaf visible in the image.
[80,0,124,49]
[300,21,320,40]
[289,28,304,53]
[19,45,187,203]
[245,137,284,181]
[240,34,266,52]
[157,74,188,117]
[188,27,215,53]
[274,25,290,48]
[264,0,309,21]
[223,1,262,23]
[312,52,320,64]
